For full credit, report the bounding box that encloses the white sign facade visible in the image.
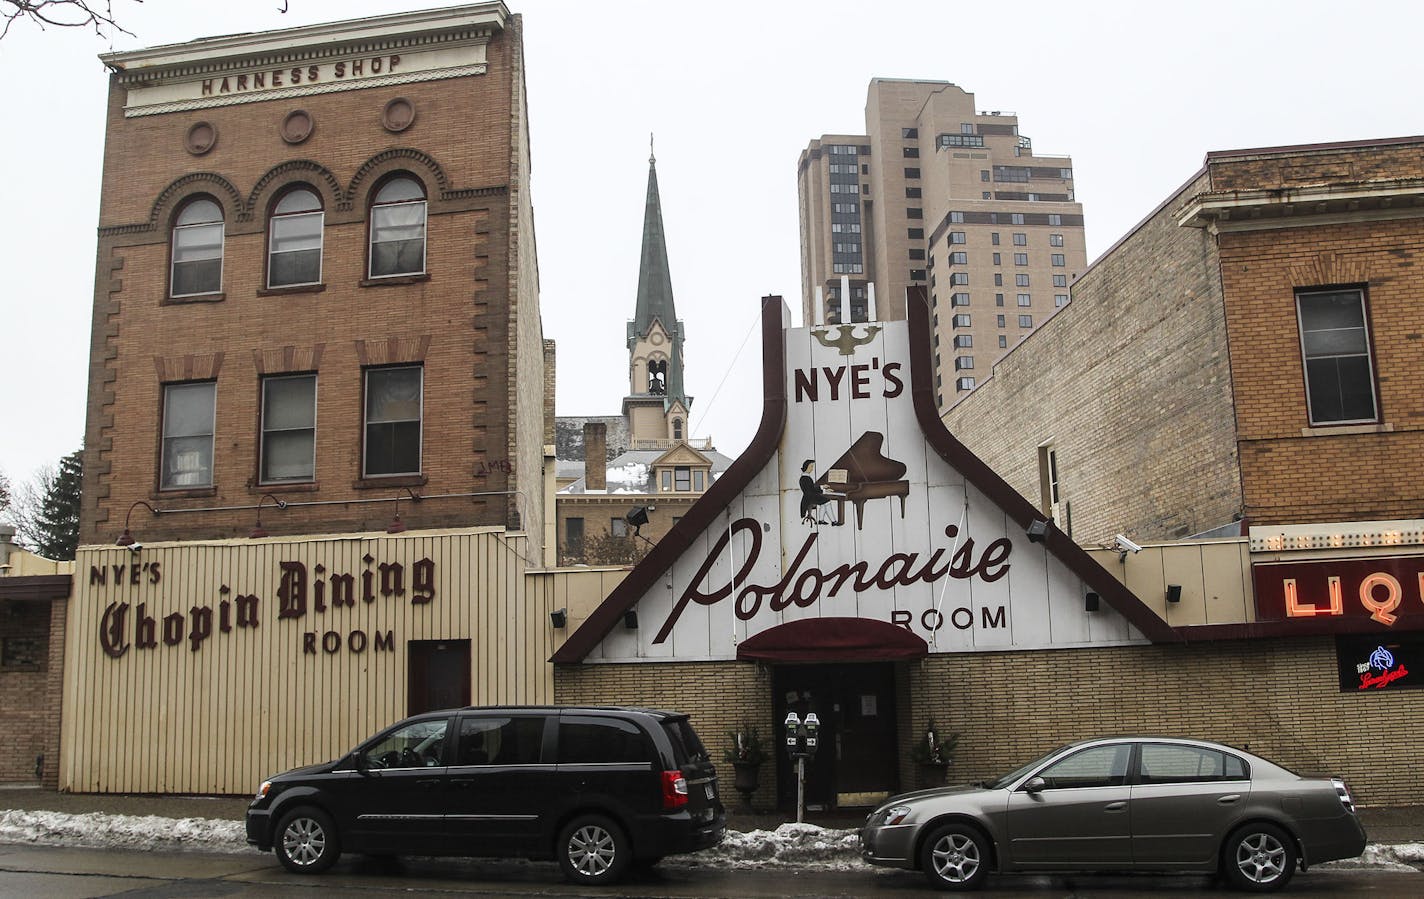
[584,314,1148,662]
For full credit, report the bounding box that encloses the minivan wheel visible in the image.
[557,814,630,885]
[920,823,989,891]
[1223,823,1296,892]
[274,806,341,874]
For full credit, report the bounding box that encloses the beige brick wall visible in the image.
[80,23,544,545]
[941,171,1242,544]
[556,637,1423,810]
[0,598,64,786]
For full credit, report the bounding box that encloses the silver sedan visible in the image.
[861,737,1365,892]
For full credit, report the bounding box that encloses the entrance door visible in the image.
[773,662,899,811]
[407,640,471,715]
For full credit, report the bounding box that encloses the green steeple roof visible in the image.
[628,143,689,409]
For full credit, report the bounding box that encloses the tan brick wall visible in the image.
[1216,217,1424,525]
[0,598,63,785]
[941,171,1242,544]
[80,22,545,546]
[557,638,1423,810]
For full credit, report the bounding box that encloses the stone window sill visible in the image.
[1299,422,1393,437]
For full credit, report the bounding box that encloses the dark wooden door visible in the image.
[773,662,899,811]
[407,640,471,715]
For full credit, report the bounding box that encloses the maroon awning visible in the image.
[736,616,928,662]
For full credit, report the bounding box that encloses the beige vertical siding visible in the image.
[62,527,554,795]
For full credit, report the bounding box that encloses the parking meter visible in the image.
[803,713,821,758]
[784,712,802,758]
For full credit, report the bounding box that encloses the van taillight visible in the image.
[661,770,688,810]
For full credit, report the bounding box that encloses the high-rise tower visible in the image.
[798,79,1088,407]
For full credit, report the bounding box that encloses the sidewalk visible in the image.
[1,785,1418,844]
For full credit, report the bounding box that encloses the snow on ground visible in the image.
[0,809,1419,873]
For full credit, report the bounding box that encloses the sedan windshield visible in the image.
[985,745,1069,790]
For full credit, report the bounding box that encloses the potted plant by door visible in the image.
[910,719,959,789]
[723,726,767,812]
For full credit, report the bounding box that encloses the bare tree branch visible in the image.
[1,0,141,41]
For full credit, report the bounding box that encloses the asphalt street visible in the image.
[0,843,1419,898]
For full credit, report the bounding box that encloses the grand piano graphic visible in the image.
[805,431,909,530]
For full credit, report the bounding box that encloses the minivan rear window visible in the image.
[661,716,709,765]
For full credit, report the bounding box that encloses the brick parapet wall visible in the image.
[941,171,1241,543]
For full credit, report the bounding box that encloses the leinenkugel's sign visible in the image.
[556,296,1167,664]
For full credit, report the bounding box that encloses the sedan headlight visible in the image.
[879,804,912,826]
[255,780,272,800]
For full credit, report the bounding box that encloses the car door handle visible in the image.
[415,778,442,789]
[1104,801,1126,812]
[1217,794,1242,805]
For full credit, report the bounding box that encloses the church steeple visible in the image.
[626,137,690,440]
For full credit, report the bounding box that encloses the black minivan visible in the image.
[245,706,725,885]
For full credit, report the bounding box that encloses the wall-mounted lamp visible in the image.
[625,505,655,547]
[550,608,568,629]
[623,609,639,630]
[250,494,288,539]
[116,500,159,547]
[387,487,422,534]
[1026,519,1049,543]
[1165,584,1183,604]
[1084,591,1100,613]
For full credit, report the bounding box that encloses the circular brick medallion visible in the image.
[185,121,218,156]
[280,110,315,145]
[381,97,416,133]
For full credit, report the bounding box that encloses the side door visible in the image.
[1129,742,1251,869]
[550,714,657,834]
[1003,742,1134,868]
[334,716,452,853]
[444,712,553,856]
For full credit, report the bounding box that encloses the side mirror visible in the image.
[1023,776,1046,794]
[354,752,371,776]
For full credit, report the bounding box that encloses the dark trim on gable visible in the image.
[551,296,790,664]
[552,288,1177,664]
[905,285,1177,643]
[0,574,73,602]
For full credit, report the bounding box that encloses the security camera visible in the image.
[1113,534,1142,554]
[128,543,143,554]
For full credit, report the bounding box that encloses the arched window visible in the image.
[369,176,427,278]
[170,197,224,297]
[672,418,683,440]
[268,187,323,288]
[647,359,667,395]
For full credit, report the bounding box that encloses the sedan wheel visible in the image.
[920,823,989,891]
[1223,823,1296,892]
[274,807,341,874]
[557,814,630,885]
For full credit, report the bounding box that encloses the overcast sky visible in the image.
[3,0,1424,490]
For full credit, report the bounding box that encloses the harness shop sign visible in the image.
[585,316,1145,663]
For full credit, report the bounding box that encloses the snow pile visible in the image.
[0,809,247,853]
[605,462,649,489]
[677,823,865,870]
[1332,841,1424,872]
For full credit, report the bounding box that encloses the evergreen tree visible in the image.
[26,448,83,560]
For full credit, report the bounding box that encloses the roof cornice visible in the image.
[100,2,508,81]
[1179,177,1424,232]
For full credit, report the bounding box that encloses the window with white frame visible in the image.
[260,374,316,483]
[170,198,224,297]
[267,188,323,288]
[1296,288,1378,424]
[364,365,423,476]
[369,176,427,278]
[161,381,216,489]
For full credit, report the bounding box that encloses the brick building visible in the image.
[939,137,1424,546]
[50,3,583,796]
[798,80,1087,406]
[80,1,547,561]
[0,530,71,787]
